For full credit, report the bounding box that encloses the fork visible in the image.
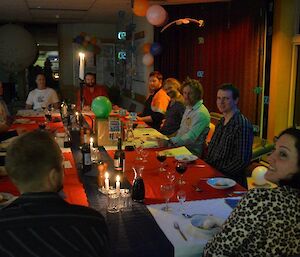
[173,222,187,241]
[192,184,202,192]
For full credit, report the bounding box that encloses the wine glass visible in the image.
[160,183,175,212]
[141,148,149,162]
[156,152,167,172]
[135,140,144,161]
[177,190,186,212]
[166,171,176,183]
[175,161,187,185]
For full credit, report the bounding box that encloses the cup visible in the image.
[107,189,120,213]
[119,189,132,209]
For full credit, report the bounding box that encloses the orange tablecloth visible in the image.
[1,115,88,206]
[107,149,245,205]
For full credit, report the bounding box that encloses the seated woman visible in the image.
[203,127,300,257]
[137,71,170,130]
[159,78,185,136]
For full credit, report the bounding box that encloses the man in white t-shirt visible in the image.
[26,73,59,110]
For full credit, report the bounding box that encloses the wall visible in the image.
[268,0,298,139]
[58,23,116,102]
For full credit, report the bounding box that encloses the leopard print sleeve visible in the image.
[203,187,300,257]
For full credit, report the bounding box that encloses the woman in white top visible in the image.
[26,73,59,110]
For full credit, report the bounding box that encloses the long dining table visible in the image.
[0,110,246,257]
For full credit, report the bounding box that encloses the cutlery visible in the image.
[182,213,208,219]
[192,185,202,192]
[173,222,187,241]
[191,164,206,168]
[227,191,247,197]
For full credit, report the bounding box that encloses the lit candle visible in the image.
[105,172,109,191]
[79,52,85,80]
[90,137,94,149]
[116,175,120,193]
[75,111,79,123]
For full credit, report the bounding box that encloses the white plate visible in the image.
[188,214,222,236]
[0,192,16,206]
[207,177,236,189]
[175,154,198,162]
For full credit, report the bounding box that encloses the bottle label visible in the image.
[84,153,92,165]
[114,158,123,171]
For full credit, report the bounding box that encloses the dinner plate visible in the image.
[0,192,16,206]
[188,214,222,236]
[175,154,198,162]
[207,177,236,189]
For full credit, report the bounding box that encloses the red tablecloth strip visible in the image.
[106,149,245,205]
[1,118,88,207]
[10,116,65,133]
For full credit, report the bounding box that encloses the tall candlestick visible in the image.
[105,172,109,191]
[79,52,85,80]
[116,175,120,193]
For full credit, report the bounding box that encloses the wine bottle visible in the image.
[114,137,125,172]
[81,135,92,173]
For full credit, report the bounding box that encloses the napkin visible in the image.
[225,197,241,209]
[160,146,193,157]
[63,160,72,169]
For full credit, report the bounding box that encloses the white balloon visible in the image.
[252,166,268,185]
[146,5,167,26]
[0,24,38,72]
[142,53,154,66]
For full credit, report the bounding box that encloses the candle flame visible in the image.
[79,52,85,59]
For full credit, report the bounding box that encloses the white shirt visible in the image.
[26,88,59,110]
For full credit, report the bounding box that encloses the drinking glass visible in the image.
[177,190,186,212]
[135,140,144,161]
[160,183,175,212]
[141,148,149,162]
[175,161,187,185]
[156,152,167,172]
[166,171,176,183]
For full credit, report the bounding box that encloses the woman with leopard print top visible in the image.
[204,128,300,257]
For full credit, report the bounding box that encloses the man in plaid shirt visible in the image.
[205,84,253,187]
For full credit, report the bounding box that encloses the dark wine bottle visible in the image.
[132,177,145,202]
[114,137,125,172]
[81,136,92,173]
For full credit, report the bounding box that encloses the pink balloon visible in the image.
[142,53,154,66]
[146,5,167,26]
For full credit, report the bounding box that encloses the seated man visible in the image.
[161,78,210,156]
[205,83,253,187]
[26,72,60,110]
[137,71,170,130]
[2,130,110,256]
[77,72,109,111]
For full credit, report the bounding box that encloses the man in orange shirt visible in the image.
[77,72,109,111]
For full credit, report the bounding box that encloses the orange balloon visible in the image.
[143,43,151,53]
[133,0,149,17]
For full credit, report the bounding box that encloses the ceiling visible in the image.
[0,0,230,24]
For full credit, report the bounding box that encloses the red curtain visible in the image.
[154,0,266,124]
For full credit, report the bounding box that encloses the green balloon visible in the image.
[91,96,112,119]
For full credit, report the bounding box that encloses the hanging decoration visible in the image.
[73,32,101,54]
[146,5,168,26]
[161,18,204,32]
[142,53,154,66]
[133,0,149,17]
